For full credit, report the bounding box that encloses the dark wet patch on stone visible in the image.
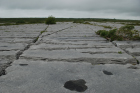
[128,66,139,69]
[103,70,113,75]
[19,64,28,66]
[64,79,88,92]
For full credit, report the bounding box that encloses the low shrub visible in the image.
[117,25,134,39]
[45,16,56,25]
[96,25,140,41]
[100,30,109,37]
[102,25,112,29]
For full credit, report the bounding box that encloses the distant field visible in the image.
[0,18,140,26]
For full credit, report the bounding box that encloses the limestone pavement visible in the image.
[0,22,140,93]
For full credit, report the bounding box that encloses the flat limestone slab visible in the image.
[20,49,136,64]
[126,48,140,56]
[0,38,33,43]
[0,43,28,50]
[0,50,18,56]
[0,60,140,93]
[30,42,115,50]
[76,47,125,54]
[113,41,140,49]
[42,37,106,42]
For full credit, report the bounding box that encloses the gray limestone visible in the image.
[136,56,140,63]
[126,48,140,56]
[113,41,140,49]
[0,22,140,93]
[20,48,136,64]
[112,41,140,63]
[0,23,49,75]
[0,60,140,93]
[0,43,28,51]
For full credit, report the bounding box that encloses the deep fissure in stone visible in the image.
[0,69,6,76]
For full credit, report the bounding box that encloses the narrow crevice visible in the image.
[16,44,30,59]
[0,24,74,77]
[0,61,12,76]
[88,26,138,65]
[111,42,138,64]
[16,25,49,60]
[0,25,49,77]
[16,25,73,60]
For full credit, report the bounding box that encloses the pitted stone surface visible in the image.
[0,60,140,93]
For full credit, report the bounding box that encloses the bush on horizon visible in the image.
[45,16,56,25]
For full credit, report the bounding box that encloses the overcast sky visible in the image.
[0,0,140,20]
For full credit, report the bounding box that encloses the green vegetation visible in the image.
[96,29,119,41]
[0,18,140,25]
[16,20,26,24]
[40,30,47,34]
[5,31,10,32]
[0,18,45,24]
[33,36,39,43]
[45,16,56,25]
[101,25,112,29]
[96,25,140,41]
[118,51,123,54]
[117,25,134,39]
[83,22,93,25]
[73,20,84,23]
[126,22,140,26]
[73,21,93,25]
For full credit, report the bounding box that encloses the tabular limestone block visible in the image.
[20,49,136,64]
[0,43,28,50]
[113,41,140,49]
[126,48,140,56]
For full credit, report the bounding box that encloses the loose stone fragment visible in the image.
[64,79,88,92]
[19,64,28,66]
[103,70,113,75]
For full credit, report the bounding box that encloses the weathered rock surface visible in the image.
[0,22,140,93]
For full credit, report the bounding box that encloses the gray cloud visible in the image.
[0,0,140,19]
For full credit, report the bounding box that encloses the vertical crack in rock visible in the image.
[16,25,49,60]
[0,69,6,76]
[64,79,88,92]
[0,62,12,76]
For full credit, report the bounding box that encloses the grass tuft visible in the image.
[96,25,140,41]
